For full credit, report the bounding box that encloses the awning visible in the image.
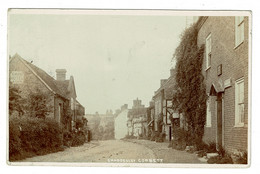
[209,82,224,96]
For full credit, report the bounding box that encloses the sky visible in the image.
[8,10,188,114]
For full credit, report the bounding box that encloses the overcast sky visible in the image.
[9,11,188,114]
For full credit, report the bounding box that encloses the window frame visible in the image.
[205,33,212,70]
[235,16,245,48]
[235,77,245,127]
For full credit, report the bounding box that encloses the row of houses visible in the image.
[146,16,249,153]
[9,54,86,131]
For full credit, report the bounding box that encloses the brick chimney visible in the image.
[160,79,167,87]
[170,68,176,77]
[56,69,67,81]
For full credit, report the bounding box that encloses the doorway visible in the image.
[216,93,223,148]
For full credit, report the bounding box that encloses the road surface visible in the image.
[19,139,204,163]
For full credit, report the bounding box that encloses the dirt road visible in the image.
[20,140,156,163]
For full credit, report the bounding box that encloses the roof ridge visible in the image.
[14,54,69,99]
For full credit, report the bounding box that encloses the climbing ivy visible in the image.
[172,23,207,147]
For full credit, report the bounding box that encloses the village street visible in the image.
[20,140,204,163]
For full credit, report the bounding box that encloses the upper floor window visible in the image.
[235,16,245,47]
[235,77,245,127]
[205,34,212,69]
[71,98,74,110]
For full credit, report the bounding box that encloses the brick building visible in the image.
[9,53,85,130]
[197,16,249,153]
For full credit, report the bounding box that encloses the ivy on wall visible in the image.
[172,23,207,146]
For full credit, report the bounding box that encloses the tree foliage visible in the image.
[26,89,53,119]
[172,23,207,146]
[9,85,25,116]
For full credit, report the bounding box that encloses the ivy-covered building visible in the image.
[9,54,85,131]
[197,16,249,153]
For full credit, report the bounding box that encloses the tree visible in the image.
[9,85,24,116]
[26,89,52,119]
[172,22,207,147]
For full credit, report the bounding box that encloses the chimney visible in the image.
[121,104,128,111]
[149,101,154,107]
[170,68,176,77]
[160,79,167,87]
[56,69,67,81]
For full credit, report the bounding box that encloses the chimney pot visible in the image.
[170,68,176,77]
[56,69,67,81]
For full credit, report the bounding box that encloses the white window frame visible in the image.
[71,97,74,110]
[235,16,245,48]
[205,34,212,70]
[235,77,245,127]
[206,97,212,127]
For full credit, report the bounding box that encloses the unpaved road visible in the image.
[20,140,156,163]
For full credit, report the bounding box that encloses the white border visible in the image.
[1,0,259,174]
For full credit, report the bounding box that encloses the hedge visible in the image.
[9,116,63,161]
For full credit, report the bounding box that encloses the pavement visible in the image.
[123,139,205,163]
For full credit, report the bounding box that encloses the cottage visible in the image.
[114,104,128,139]
[152,68,179,141]
[197,16,249,153]
[9,53,85,130]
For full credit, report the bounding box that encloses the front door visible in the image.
[216,93,223,148]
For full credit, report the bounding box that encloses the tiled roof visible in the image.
[16,54,70,99]
[154,75,176,99]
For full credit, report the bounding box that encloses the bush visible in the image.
[206,141,217,153]
[9,116,22,159]
[207,154,233,164]
[155,132,166,142]
[63,131,73,147]
[71,130,86,147]
[9,116,63,161]
[171,127,188,150]
[233,151,248,164]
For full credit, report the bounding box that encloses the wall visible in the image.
[9,57,55,118]
[197,16,249,152]
[114,109,128,139]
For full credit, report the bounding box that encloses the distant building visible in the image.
[9,54,85,130]
[114,104,128,139]
[127,98,148,137]
[197,16,249,153]
[85,111,115,140]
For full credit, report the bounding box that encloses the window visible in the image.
[205,34,212,69]
[71,98,74,110]
[235,77,245,126]
[58,103,61,122]
[206,97,212,127]
[235,16,245,47]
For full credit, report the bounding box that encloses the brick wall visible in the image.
[197,16,249,152]
[9,57,55,118]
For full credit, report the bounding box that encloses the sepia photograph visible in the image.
[7,9,251,167]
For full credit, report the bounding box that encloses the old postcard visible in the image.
[7,9,251,167]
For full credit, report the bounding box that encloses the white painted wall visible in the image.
[114,109,128,139]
